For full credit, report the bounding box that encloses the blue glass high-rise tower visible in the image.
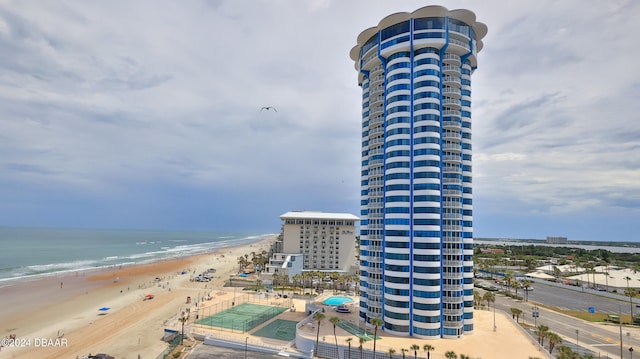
[349,6,487,339]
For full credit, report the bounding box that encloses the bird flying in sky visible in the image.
[260,106,277,112]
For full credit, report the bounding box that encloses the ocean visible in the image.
[0,227,273,287]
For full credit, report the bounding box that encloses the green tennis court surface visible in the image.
[337,320,379,341]
[196,303,287,332]
[252,319,298,341]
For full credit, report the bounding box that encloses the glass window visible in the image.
[380,21,410,41]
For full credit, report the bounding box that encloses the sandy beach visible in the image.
[0,235,277,359]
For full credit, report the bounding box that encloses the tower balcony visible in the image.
[442,284,463,292]
[443,76,461,87]
[442,212,462,220]
[443,308,465,316]
[442,143,461,153]
[443,259,462,266]
[442,154,462,163]
[442,248,461,255]
[369,201,383,209]
[442,132,461,142]
[442,120,461,131]
[368,158,384,166]
[369,136,384,147]
[443,224,463,231]
[442,65,461,76]
[448,38,471,52]
[443,166,462,175]
[372,65,384,76]
[371,74,384,86]
[369,126,384,136]
[443,54,462,66]
[442,109,461,117]
[443,201,463,209]
[370,107,384,117]
[371,85,384,96]
[442,97,461,109]
[442,272,462,282]
[443,235,462,243]
[442,86,461,99]
[443,320,464,328]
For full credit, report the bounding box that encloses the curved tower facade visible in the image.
[349,6,486,339]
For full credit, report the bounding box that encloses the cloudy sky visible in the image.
[1,0,639,241]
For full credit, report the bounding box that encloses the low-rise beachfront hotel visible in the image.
[277,211,360,273]
[350,6,486,338]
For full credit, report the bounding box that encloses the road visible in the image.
[479,280,640,359]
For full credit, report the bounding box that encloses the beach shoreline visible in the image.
[0,234,277,359]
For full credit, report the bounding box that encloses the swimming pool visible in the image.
[323,296,353,306]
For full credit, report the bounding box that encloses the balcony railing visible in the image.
[443,201,463,209]
[443,54,461,65]
[443,166,462,174]
[442,154,462,163]
[442,86,461,97]
[443,76,461,86]
[442,65,461,75]
[449,38,470,50]
[442,178,462,185]
[442,143,461,152]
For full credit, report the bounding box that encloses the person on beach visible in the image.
[61,281,63,289]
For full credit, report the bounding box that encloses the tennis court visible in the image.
[252,319,298,341]
[337,320,379,341]
[196,303,287,332]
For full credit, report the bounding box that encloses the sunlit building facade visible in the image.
[349,6,487,338]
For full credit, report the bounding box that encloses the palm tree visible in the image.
[513,280,522,298]
[178,316,188,345]
[557,345,580,359]
[483,291,495,309]
[444,350,457,359]
[473,290,483,309]
[292,274,301,295]
[329,317,340,354]
[625,276,635,320]
[423,344,434,359]
[536,325,549,346]
[370,317,384,358]
[410,344,420,359]
[510,307,523,323]
[504,271,515,294]
[552,265,562,282]
[313,312,325,355]
[401,348,408,359]
[272,272,280,291]
[547,331,562,354]
[345,337,353,359]
[359,337,365,359]
[521,279,532,301]
[388,348,396,359]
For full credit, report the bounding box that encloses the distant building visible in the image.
[279,211,359,273]
[546,236,568,244]
[262,253,303,285]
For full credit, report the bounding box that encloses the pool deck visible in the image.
[187,290,547,359]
